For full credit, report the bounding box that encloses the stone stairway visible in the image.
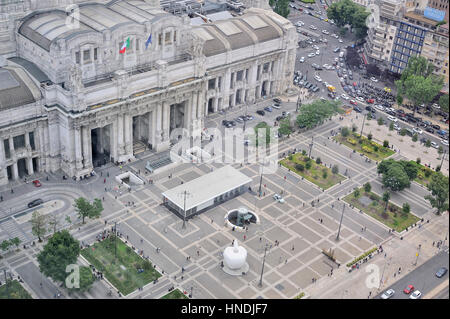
[133,140,147,155]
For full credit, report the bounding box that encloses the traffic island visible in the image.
[0,280,32,299]
[81,235,161,296]
[343,188,420,232]
[333,132,395,161]
[161,288,189,299]
[279,153,346,190]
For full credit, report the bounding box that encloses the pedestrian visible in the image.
[291,245,294,251]
[197,250,200,257]
[285,259,288,264]
[243,235,246,240]
[432,241,435,246]
[259,237,262,242]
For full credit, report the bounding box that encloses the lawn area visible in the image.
[161,289,189,299]
[280,153,346,190]
[0,280,32,299]
[343,188,420,232]
[300,0,316,3]
[81,235,161,295]
[414,165,438,187]
[333,132,395,161]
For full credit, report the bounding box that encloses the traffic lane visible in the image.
[376,250,449,299]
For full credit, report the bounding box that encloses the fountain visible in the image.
[224,207,259,231]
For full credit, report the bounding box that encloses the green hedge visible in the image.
[346,247,378,267]
[294,292,306,299]
[300,0,316,3]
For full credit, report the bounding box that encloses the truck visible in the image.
[327,85,336,92]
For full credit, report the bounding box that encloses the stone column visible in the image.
[82,126,92,169]
[155,102,170,152]
[74,127,83,171]
[0,139,7,186]
[117,114,124,157]
[24,132,30,150]
[12,162,19,180]
[162,102,170,141]
[124,114,133,155]
[26,157,34,175]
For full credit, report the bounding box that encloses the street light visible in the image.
[258,243,269,288]
[308,136,314,158]
[336,204,345,241]
[179,190,192,229]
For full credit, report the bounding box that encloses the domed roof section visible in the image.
[0,66,41,110]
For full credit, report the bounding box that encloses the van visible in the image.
[339,52,344,58]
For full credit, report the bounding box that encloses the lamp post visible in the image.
[258,163,264,197]
[258,244,269,288]
[360,112,366,138]
[336,204,345,241]
[308,136,314,158]
[296,94,302,113]
[379,257,391,289]
[181,190,191,229]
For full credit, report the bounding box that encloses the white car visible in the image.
[387,115,398,122]
[413,127,423,135]
[387,107,396,113]
[393,123,401,131]
[299,56,305,63]
[374,104,384,111]
[432,103,441,109]
[272,104,281,109]
[409,290,422,299]
[338,39,343,43]
[441,139,449,146]
[334,57,339,62]
[313,45,319,50]
[370,77,379,82]
[273,194,285,203]
[322,64,329,69]
[322,30,329,34]
[308,53,316,58]
[310,25,317,30]
[341,94,349,100]
[314,75,322,82]
[316,50,320,55]
[380,289,395,299]
[431,141,439,148]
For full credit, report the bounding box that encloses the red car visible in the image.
[32,180,41,187]
[367,98,375,104]
[403,284,414,294]
[350,100,357,105]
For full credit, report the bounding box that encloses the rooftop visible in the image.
[162,165,252,211]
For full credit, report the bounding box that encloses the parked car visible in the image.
[435,267,448,278]
[256,110,265,116]
[431,141,439,149]
[380,289,395,299]
[272,104,281,109]
[387,116,398,122]
[350,100,357,105]
[353,106,362,113]
[367,98,375,104]
[32,180,42,187]
[441,139,449,146]
[409,290,422,299]
[299,56,305,63]
[374,105,384,111]
[28,198,44,208]
[403,285,414,294]
[413,127,423,135]
[273,97,282,104]
[273,194,285,203]
[370,77,378,82]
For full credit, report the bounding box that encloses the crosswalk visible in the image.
[0,217,30,244]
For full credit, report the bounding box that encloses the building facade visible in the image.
[0,0,297,186]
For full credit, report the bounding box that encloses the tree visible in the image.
[67,266,94,292]
[377,159,396,175]
[425,139,431,147]
[37,230,80,283]
[389,122,394,131]
[352,124,358,132]
[412,134,418,142]
[404,75,443,115]
[399,160,419,181]
[322,169,328,179]
[425,172,449,215]
[316,157,322,164]
[296,100,341,129]
[416,158,421,164]
[278,117,292,137]
[400,128,407,136]
[364,182,371,193]
[341,127,350,137]
[48,214,60,234]
[327,0,369,38]
[382,162,411,191]
[10,237,21,249]
[377,117,384,126]
[274,0,290,18]
[402,203,410,216]
[269,0,275,6]
[382,191,391,215]
[31,211,47,242]
[353,188,360,198]
[383,140,389,148]
[367,133,373,141]
[73,197,103,224]
[305,160,312,170]
[1,240,11,254]
[332,165,339,174]
[295,163,305,172]
[438,146,444,155]
[439,94,449,113]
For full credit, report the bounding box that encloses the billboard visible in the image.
[424,7,446,22]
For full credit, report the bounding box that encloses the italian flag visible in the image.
[119,37,130,54]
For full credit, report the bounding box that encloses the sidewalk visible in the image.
[338,111,449,176]
[305,211,449,299]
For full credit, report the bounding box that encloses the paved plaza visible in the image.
[1,101,444,299]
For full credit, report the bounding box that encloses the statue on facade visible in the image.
[66,64,83,93]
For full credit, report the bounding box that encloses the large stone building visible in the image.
[0,0,297,186]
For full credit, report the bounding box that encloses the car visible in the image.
[308,53,316,58]
[222,120,229,126]
[403,285,414,294]
[353,106,362,113]
[282,111,290,117]
[276,115,285,121]
[309,25,317,30]
[299,56,305,63]
[28,198,44,208]
[333,47,340,53]
[272,104,281,109]
[432,103,441,109]
[409,290,422,299]
[441,139,449,146]
[245,115,253,121]
[370,77,378,82]
[235,117,244,123]
[341,94,349,100]
[322,29,329,34]
[431,141,439,148]
[314,75,322,82]
[431,124,441,130]
[380,289,395,299]
[356,96,364,103]
[273,97,282,104]
[256,110,265,116]
[229,120,236,126]
[425,127,435,134]
[273,194,285,203]
[435,267,448,278]
[413,127,423,135]
[264,106,273,112]
[313,45,319,50]
[366,98,375,104]
[32,180,42,187]
[338,39,343,43]
[350,100,357,105]
[374,104,384,111]
[316,50,320,55]
[387,116,398,122]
